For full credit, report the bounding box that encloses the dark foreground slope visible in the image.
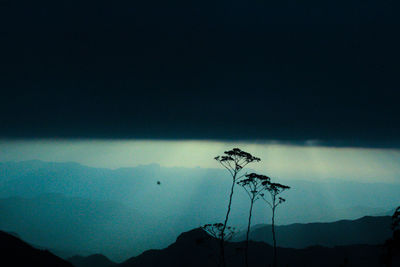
[0,230,73,267]
[68,254,116,267]
[235,216,392,248]
[118,228,398,267]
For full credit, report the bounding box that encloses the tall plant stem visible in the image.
[272,205,277,267]
[220,173,236,267]
[245,198,255,267]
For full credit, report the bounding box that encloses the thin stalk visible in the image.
[272,198,277,267]
[220,172,237,267]
[245,198,255,267]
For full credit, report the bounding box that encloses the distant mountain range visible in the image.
[234,216,393,248]
[1,160,398,221]
[1,160,399,261]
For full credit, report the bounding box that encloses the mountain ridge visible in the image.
[3,215,399,266]
[234,215,392,248]
[117,227,396,267]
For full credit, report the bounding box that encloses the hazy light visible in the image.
[0,139,400,183]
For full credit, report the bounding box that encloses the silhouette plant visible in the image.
[215,148,260,267]
[237,173,270,267]
[202,223,236,267]
[202,223,236,241]
[262,180,290,267]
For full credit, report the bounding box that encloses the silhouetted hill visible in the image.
[118,228,397,267]
[0,230,73,267]
[234,216,392,248]
[0,193,146,261]
[68,254,116,267]
[118,228,220,267]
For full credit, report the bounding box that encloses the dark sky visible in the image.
[1,0,399,147]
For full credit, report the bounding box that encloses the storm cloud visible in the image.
[1,0,399,147]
